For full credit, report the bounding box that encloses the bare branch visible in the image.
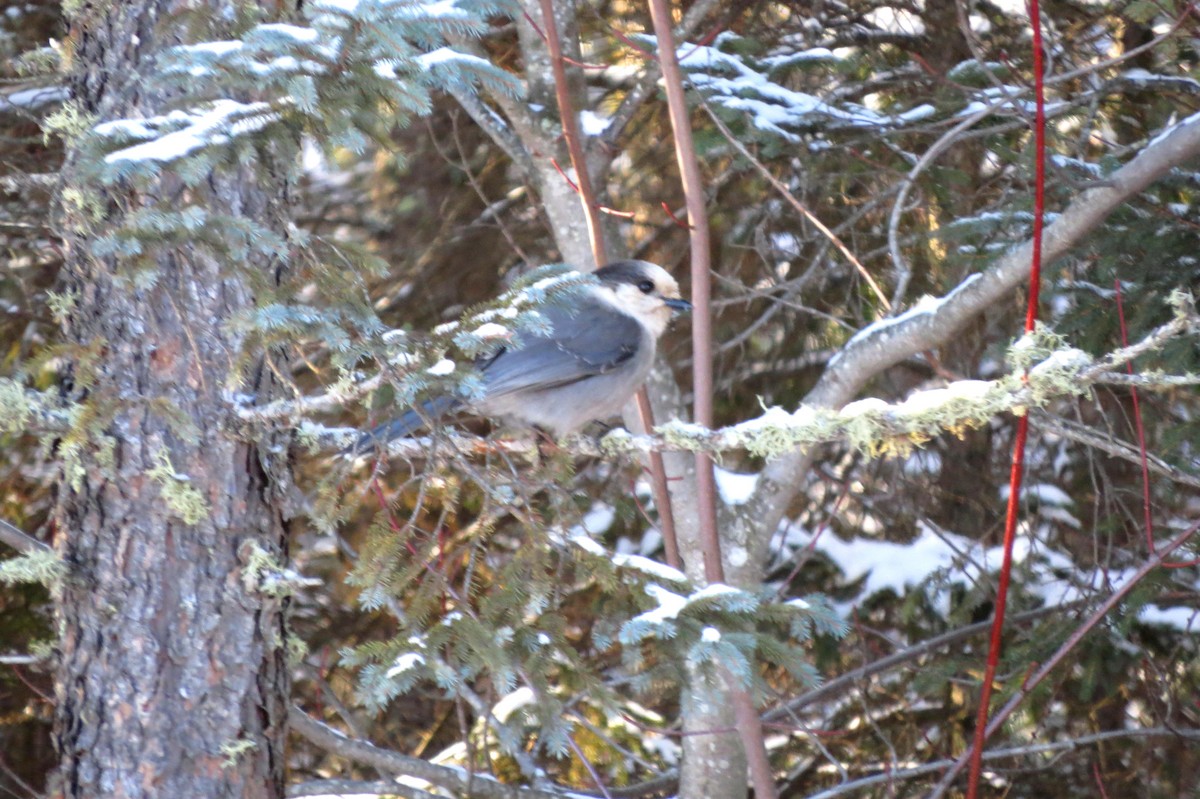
[802,727,1200,799]
[1032,411,1200,490]
[0,519,50,555]
[288,778,441,799]
[289,707,572,799]
[764,604,1070,723]
[928,518,1200,797]
[753,111,1200,547]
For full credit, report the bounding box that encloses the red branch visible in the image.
[934,518,1200,795]
[1115,280,1200,569]
[536,0,682,570]
[646,0,776,796]
[965,0,1048,794]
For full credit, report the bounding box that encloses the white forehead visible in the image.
[636,262,679,292]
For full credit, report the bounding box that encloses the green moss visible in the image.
[147,450,210,525]
[0,549,65,588]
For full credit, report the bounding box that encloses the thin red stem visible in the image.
[1114,280,1200,569]
[935,518,1200,794]
[537,0,682,574]
[1115,279,1155,555]
[965,0,1047,793]
[537,0,605,267]
[647,1,775,797]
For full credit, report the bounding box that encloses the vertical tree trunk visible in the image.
[52,3,295,797]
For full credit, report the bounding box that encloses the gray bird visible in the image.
[353,260,689,450]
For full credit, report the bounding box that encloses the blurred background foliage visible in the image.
[3,0,1199,796]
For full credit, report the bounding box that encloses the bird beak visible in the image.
[664,297,692,315]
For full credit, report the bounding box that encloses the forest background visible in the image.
[1,0,1199,797]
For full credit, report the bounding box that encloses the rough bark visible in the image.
[52,2,295,797]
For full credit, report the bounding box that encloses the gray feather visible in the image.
[480,295,643,398]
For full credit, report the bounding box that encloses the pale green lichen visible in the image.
[240,540,319,598]
[657,419,713,453]
[0,379,32,435]
[1007,322,1067,372]
[598,427,636,457]
[730,405,832,458]
[1026,348,1092,405]
[147,450,210,525]
[42,100,94,145]
[219,739,257,768]
[44,290,77,326]
[287,633,309,666]
[0,549,65,587]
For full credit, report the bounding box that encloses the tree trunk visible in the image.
[52,2,295,797]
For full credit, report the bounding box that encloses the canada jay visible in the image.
[353,260,690,450]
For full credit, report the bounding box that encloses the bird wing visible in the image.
[480,294,643,398]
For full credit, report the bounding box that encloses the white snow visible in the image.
[632,582,750,627]
[256,23,321,43]
[386,652,425,678]
[470,322,511,339]
[1000,482,1074,506]
[714,466,759,506]
[426,358,456,376]
[777,519,1200,631]
[0,86,69,112]
[1148,109,1200,148]
[102,100,279,165]
[492,687,535,722]
[701,626,721,643]
[569,532,607,557]
[416,47,492,72]
[580,110,613,136]
[689,583,742,602]
[832,275,982,364]
[612,553,688,584]
[581,503,616,535]
[658,37,931,140]
[634,584,689,624]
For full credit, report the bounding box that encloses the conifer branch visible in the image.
[289,708,578,799]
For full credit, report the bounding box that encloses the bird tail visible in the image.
[345,395,461,455]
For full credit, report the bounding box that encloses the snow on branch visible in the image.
[97,100,282,168]
[90,0,518,178]
[635,32,934,140]
[237,267,595,427]
[596,295,1196,460]
[307,293,1196,463]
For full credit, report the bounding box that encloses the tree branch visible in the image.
[0,518,50,555]
[289,707,573,799]
[1031,411,1200,490]
[753,110,1200,551]
[288,778,441,799]
[927,518,1200,797]
[800,727,1200,799]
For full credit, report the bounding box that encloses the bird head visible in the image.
[595,260,691,337]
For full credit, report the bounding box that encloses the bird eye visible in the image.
[637,280,655,294]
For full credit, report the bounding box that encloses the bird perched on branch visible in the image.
[351,260,690,452]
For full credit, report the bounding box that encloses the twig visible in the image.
[700,101,891,312]
[289,707,570,799]
[537,0,605,267]
[763,604,1070,723]
[803,727,1200,799]
[534,0,681,571]
[0,519,49,555]
[755,109,1200,554]
[646,3,775,799]
[288,778,440,799]
[965,3,1051,791]
[1031,411,1200,490]
[928,518,1200,798]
